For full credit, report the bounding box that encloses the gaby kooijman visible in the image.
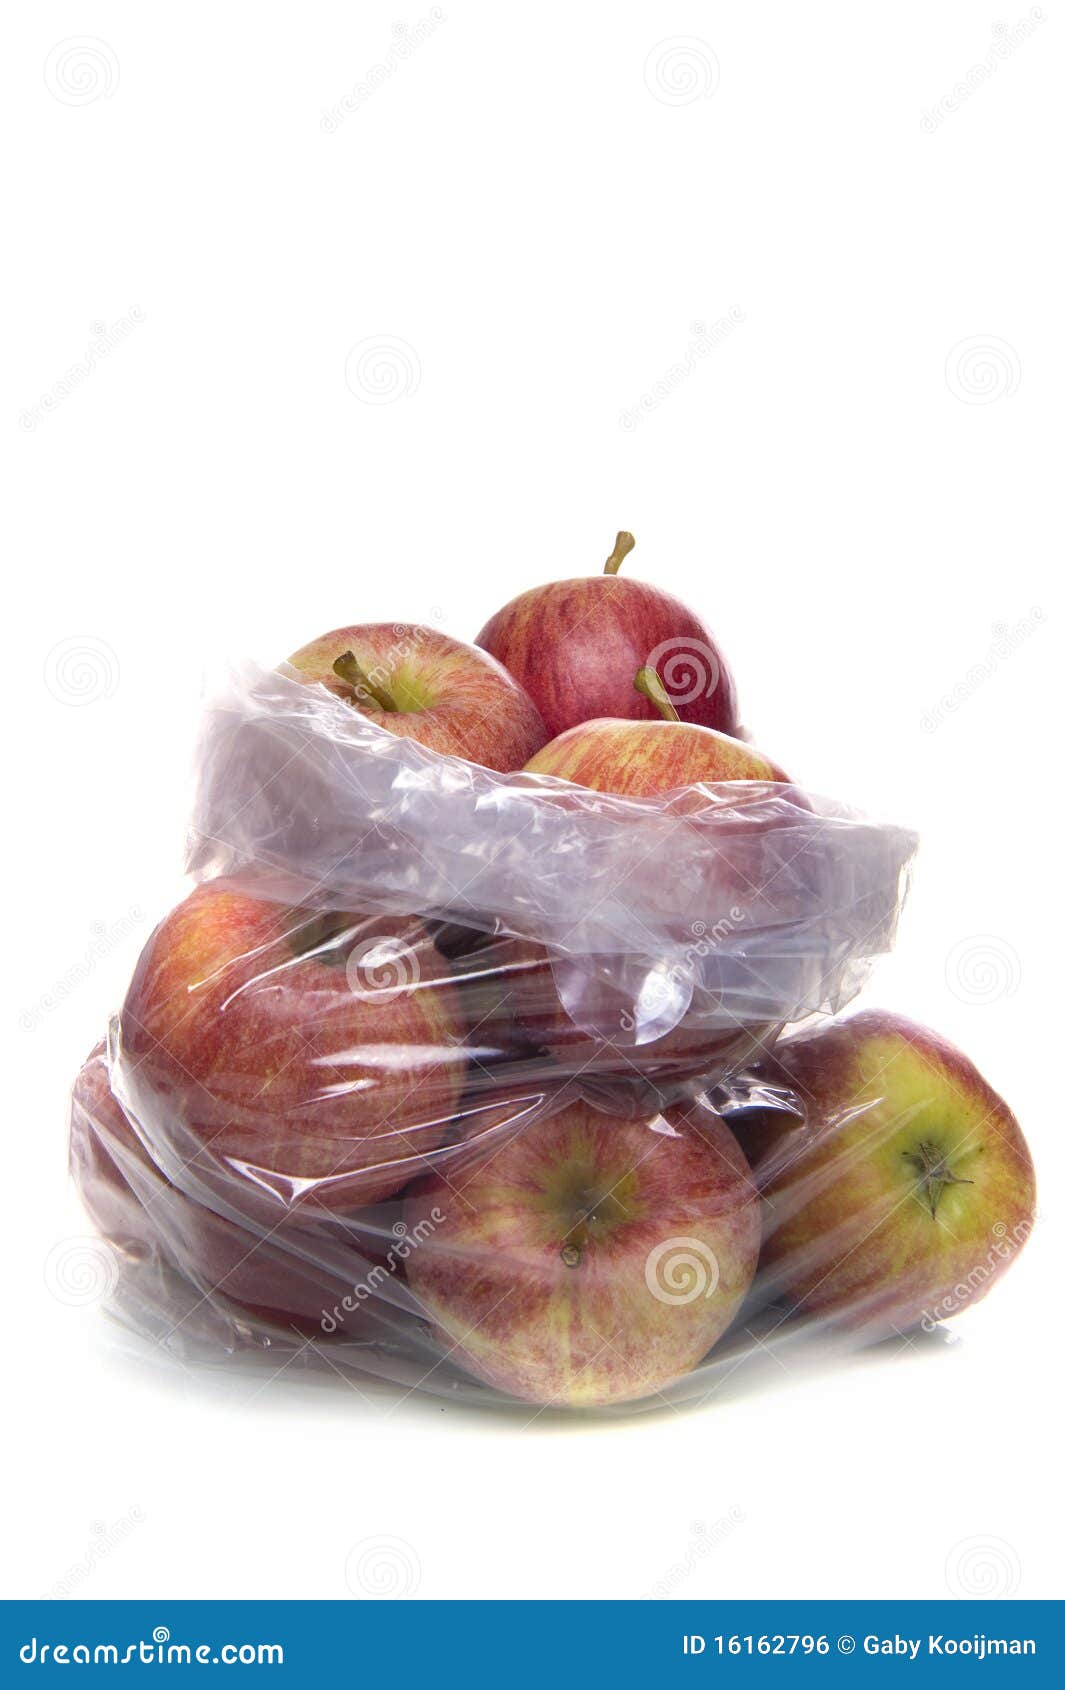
[864,1635,1035,1659]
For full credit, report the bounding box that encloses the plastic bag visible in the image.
[69,663,922,1411]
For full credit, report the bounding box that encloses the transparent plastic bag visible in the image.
[69,663,928,1411]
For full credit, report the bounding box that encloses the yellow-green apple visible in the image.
[70,1043,379,1335]
[735,1011,1037,1336]
[286,622,547,771]
[477,531,740,739]
[522,666,789,796]
[119,880,468,1221]
[404,1097,760,1407]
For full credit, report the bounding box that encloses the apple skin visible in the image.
[404,1098,761,1407]
[69,1043,380,1335]
[476,563,739,740]
[523,716,790,797]
[286,622,547,772]
[734,1010,1037,1336]
[119,879,468,1220]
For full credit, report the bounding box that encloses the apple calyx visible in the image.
[552,1171,635,1265]
[633,665,681,722]
[603,531,636,575]
[902,1139,974,1220]
[332,651,399,713]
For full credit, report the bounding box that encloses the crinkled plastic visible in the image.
[188,664,913,1060]
[68,663,926,1411]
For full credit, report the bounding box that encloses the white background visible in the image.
[3,2,1061,1602]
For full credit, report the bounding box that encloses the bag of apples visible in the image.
[68,535,1034,1411]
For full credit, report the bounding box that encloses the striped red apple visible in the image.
[477,531,740,739]
[70,1043,378,1336]
[405,1096,760,1407]
[522,665,789,795]
[120,879,468,1220]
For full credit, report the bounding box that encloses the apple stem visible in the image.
[633,665,681,722]
[902,1140,974,1220]
[603,531,636,575]
[332,651,399,713]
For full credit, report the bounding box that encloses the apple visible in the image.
[119,879,469,1220]
[476,531,740,739]
[286,621,547,771]
[522,666,789,796]
[71,1042,174,1257]
[734,1010,1037,1336]
[404,1097,761,1407]
[70,1043,382,1336]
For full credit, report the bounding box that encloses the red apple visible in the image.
[119,879,468,1220]
[522,666,790,796]
[404,1097,761,1407]
[735,1011,1037,1337]
[71,1043,171,1256]
[70,1043,382,1335]
[286,621,547,771]
[476,531,740,738]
